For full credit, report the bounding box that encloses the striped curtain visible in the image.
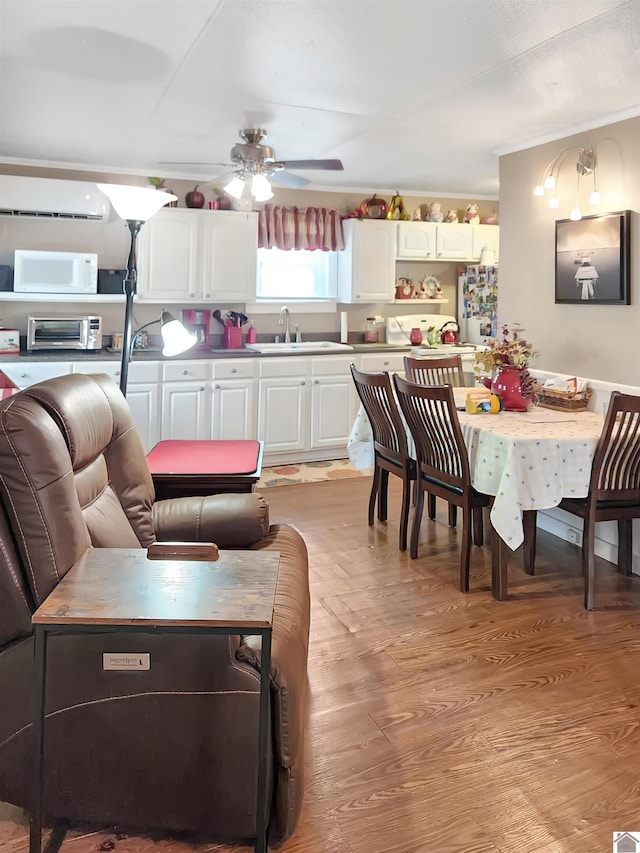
[257,205,344,251]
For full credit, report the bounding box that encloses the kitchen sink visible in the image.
[244,341,354,354]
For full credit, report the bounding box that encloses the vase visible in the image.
[491,365,530,412]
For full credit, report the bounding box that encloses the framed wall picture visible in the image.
[555,210,631,304]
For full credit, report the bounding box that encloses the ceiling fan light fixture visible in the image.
[224,175,245,200]
[251,173,273,202]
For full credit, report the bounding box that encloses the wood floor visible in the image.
[2,477,639,853]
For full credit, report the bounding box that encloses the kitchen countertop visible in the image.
[0,343,413,362]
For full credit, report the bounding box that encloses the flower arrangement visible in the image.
[474,324,536,379]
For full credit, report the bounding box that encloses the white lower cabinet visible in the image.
[258,359,309,455]
[210,359,257,440]
[310,356,358,449]
[257,355,358,462]
[160,361,210,440]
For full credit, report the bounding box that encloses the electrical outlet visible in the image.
[567,528,582,547]
[102,653,150,671]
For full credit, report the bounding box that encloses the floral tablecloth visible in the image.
[347,391,604,551]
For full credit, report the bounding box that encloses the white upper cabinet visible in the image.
[137,209,258,303]
[397,221,498,262]
[396,222,437,259]
[471,224,500,263]
[202,211,258,302]
[337,219,396,303]
[434,223,473,260]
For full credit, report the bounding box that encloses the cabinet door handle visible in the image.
[214,383,221,389]
[301,380,306,385]
[115,370,120,376]
[20,373,27,378]
[189,293,195,298]
[231,368,237,374]
[183,370,189,375]
[200,386,205,391]
[383,361,389,366]
[204,293,211,298]
[314,379,320,384]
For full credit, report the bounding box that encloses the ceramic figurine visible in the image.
[464,203,480,224]
[445,209,459,223]
[412,207,422,221]
[427,201,443,222]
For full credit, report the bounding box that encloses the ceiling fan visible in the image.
[161,128,344,198]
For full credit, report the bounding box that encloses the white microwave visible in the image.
[13,250,98,294]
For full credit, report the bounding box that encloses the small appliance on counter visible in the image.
[26,315,102,352]
[0,326,20,354]
[181,309,211,350]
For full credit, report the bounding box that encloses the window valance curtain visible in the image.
[257,205,345,251]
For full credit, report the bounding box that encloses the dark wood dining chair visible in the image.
[555,391,640,610]
[404,354,467,528]
[350,364,417,551]
[403,354,466,388]
[393,375,490,592]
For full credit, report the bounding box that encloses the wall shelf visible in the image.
[393,298,449,305]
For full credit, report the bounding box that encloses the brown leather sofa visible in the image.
[0,373,310,846]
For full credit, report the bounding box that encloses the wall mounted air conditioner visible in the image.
[0,175,110,222]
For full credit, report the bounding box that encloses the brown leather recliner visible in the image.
[0,373,309,846]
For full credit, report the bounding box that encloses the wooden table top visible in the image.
[33,549,280,629]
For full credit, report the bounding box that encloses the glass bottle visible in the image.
[364,317,378,343]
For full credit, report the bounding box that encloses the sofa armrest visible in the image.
[152,492,270,547]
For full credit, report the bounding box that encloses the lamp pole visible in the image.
[120,219,143,396]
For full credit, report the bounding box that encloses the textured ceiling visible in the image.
[1,0,639,197]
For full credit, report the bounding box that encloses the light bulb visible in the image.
[543,175,555,190]
[251,173,273,202]
[533,184,544,197]
[589,190,600,204]
[223,175,245,200]
[549,196,560,209]
[569,204,582,221]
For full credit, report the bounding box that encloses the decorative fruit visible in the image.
[360,193,388,220]
[216,195,232,210]
[386,191,409,221]
[185,185,205,208]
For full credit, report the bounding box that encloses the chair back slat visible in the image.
[350,365,408,462]
[393,375,469,490]
[404,355,466,387]
[594,393,640,501]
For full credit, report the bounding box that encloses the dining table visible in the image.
[347,387,605,600]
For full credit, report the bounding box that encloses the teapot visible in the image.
[395,277,414,300]
[439,320,460,344]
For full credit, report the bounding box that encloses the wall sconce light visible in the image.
[533,145,600,220]
[96,184,197,395]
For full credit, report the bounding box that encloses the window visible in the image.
[256,248,338,302]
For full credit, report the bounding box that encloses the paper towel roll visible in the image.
[340,311,348,343]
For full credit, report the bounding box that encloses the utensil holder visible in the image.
[223,326,243,349]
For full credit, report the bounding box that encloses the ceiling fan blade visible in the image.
[280,159,343,171]
[270,171,310,189]
[159,161,234,167]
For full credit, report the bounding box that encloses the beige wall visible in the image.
[498,116,640,384]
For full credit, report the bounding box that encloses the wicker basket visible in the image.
[533,383,592,412]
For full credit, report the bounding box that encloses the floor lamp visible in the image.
[96,184,197,395]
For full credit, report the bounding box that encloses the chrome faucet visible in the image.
[279,306,291,343]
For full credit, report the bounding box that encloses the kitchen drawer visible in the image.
[211,359,257,380]
[259,357,310,379]
[1,362,72,388]
[358,353,407,374]
[162,361,210,382]
[73,360,160,384]
[311,355,355,377]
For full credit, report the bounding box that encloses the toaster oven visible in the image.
[27,316,102,351]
